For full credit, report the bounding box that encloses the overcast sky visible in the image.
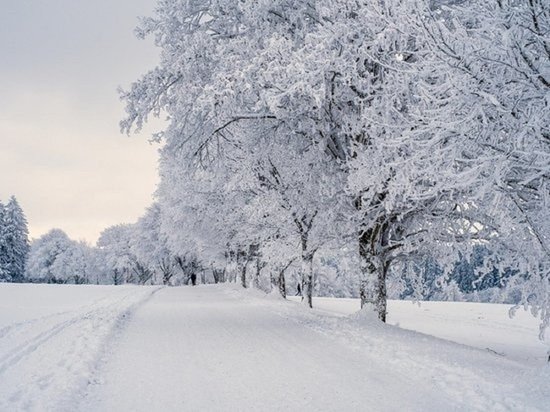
[0,0,163,244]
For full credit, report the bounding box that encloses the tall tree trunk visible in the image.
[254,258,262,289]
[212,266,222,284]
[272,259,294,299]
[359,231,388,322]
[278,268,287,299]
[112,269,120,285]
[376,259,389,322]
[240,261,248,288]
[301,255,314,308]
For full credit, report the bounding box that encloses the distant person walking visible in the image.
[296,283,302,296]
[190,273,197,286]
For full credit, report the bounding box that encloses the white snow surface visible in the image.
[288,296,550,366]
[1,284,549,411]
[0,284,160,411]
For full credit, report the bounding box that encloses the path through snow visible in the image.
[80,286,549,411]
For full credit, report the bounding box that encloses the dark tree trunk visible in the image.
[254,259,262,289]
[301,254,314,308]
[113,268,122,286]
[133,262,153,285]
[292,211,317,308]
[272,259,294,299]
[163,271,173,285]
[212,267,225,284]
[240,261,248,288]
[160,259,174,285]
[278,268,287,299]
[174,256,190,285]
[358,227,388,322]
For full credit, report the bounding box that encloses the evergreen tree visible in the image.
[2,196,30,282]
[0,201,7,281]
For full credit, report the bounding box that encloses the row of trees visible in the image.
[24,204,202,286]
[12,0,549,336]
[26,220,521,304]
[117,0,549,334]
[0,197,29,283]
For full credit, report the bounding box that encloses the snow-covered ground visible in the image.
[0,284,160,411]
[288,296,550,366]
[1,284,549,411]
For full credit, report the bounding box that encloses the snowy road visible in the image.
[80,286,549,412]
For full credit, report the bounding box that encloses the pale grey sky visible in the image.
[0,0,163,243]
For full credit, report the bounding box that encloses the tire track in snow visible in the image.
[0,315,82,375]
[0,311,71,340]
[0,286,161,412]
[0,292,134,341]
[0,290,144,375]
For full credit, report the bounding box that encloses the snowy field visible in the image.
[1,284,549,411]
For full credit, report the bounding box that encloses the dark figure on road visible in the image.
[190,273,197,286]
[296,283,302,296]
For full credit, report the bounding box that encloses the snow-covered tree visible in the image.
[25,229,74,283]
[132,203,178,285]
[96,224,140,285]
[0,201,6,281]
[1,196,30,282]
[52,241,98,284]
